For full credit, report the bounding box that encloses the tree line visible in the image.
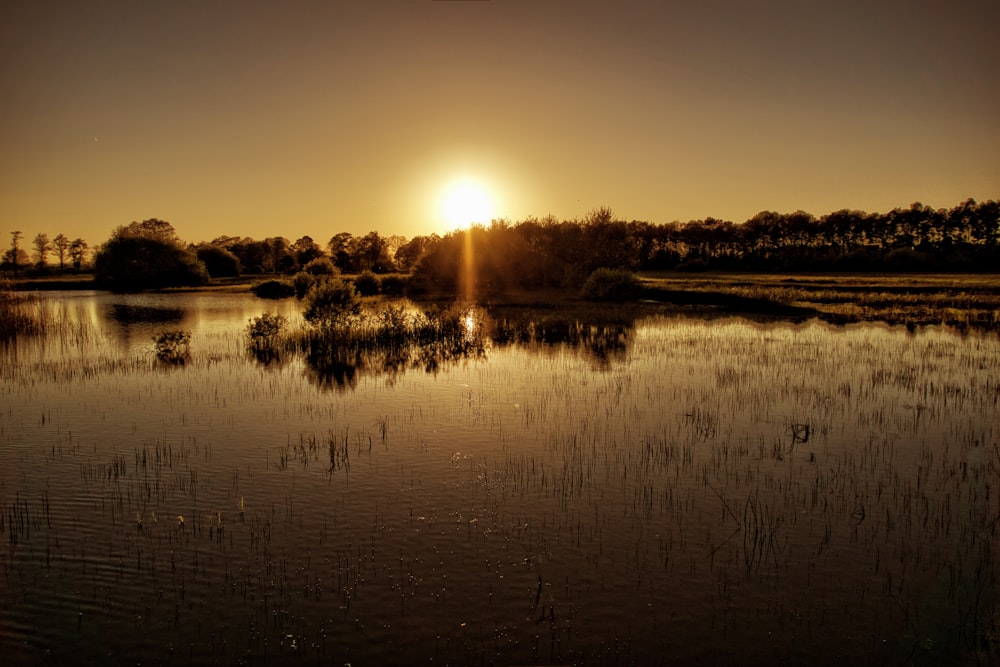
[408,199,999,293]
[3,198,996,290]
[2,231,89,276]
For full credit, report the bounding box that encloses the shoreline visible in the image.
[7,271,999,332]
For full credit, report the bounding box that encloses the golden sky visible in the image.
[2,0,998,246]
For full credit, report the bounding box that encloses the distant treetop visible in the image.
[113,219,183,246]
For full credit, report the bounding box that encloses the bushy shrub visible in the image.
[246,312,287,341]
[252,279,296,299]
[354,270,380,296]
[303,257,337,275]
[581,268,642,301]
[195,245,241,278]
[245,313,287,366]
[378,274,407,295]
[303,277,361,327]
[292,271,316,298]
[153,330,191,364]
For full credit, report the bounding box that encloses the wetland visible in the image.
[1,284,998,665]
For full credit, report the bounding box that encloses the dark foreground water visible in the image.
[1,291,997,665]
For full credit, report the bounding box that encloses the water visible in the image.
[1,290,997,665]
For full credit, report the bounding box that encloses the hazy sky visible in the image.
[2,0,998,247]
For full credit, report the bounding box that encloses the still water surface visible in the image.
[1,291,997,665]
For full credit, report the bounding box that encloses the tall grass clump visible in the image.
[0,281,46,340]
[245,312,288,366]
[581,268,642,301]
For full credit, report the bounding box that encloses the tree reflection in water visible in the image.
[246,302,634,391]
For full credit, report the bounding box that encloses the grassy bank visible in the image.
[638,272,1000,330]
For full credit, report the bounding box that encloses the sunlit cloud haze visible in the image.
[2,0,997,246]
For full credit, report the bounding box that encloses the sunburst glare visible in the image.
[441,178,494,231]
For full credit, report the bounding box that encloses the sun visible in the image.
[441,178,494,230]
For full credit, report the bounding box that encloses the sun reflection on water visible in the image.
[462,308,482,344]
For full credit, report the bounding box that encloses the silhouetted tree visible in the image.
[69,238,88,272]
[327,233,357,273]
[120,218,180,244]
[356,231,396,273]
[407,234,460,293]
[586,206,614,226]
[33,233,51,270]
[263,237,293,274]
[975,199,1000,248]
[383,234,407,264]
[7,231,23,276]
[291,235,324,268]
[52,234,70,272]
[221,237,268,274]
[404,198,997,290]
[394,235,435,272]
[195,244,242,277]
[94,219,208,290]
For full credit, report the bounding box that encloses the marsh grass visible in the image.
[244,303,491,387]
[454,317,1000,663]
[0,282,49,340]
[244,301,642,387]
[245,312,286,363]
[2,289,998,666]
